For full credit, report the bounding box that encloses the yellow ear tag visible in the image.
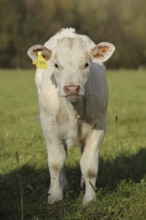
[33,52,48,69]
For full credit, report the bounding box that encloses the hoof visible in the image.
[48,191,63,204]
[82,194,96,206]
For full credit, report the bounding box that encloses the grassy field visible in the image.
[0,69,146,220]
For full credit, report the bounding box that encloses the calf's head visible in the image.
[28,37,115,102]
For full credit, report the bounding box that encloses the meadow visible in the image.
[0,69,146,220]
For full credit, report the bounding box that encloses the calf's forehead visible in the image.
[54,37,89,66]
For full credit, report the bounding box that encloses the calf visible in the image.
[27,28,115,205]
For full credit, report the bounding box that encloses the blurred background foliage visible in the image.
[0,0,146,68]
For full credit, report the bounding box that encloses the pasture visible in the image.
[0,69,146,220]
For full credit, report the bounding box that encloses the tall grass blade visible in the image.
[16,152,24,220]
[115,114,119,150]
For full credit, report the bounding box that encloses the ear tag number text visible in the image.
[33,52,48,69]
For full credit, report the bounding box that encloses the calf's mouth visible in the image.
[66,94,80,102]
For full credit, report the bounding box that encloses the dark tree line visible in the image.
[0,0,146,68]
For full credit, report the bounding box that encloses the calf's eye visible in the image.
[55,63,59,69]
[83,63,89,69]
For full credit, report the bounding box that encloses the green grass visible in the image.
[0,69,146,220]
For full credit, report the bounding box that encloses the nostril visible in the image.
[76,86,80,94]
[64,86,69,94]
[76,86,80,92]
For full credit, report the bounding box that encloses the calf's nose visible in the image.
[64,85,80,96]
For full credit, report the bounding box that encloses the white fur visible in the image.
[44,28,95,53]
[27,28,115,205]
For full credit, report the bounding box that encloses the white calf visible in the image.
[27,28,115,205]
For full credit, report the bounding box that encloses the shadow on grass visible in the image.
[0,148,146,220]
[97,148,146,189]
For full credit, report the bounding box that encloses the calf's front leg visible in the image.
[41,118,67,204]
[47,141,66,204]
[80,129,104,205]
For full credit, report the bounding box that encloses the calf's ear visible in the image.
[91,42,115,62]
[27,45,52,61]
